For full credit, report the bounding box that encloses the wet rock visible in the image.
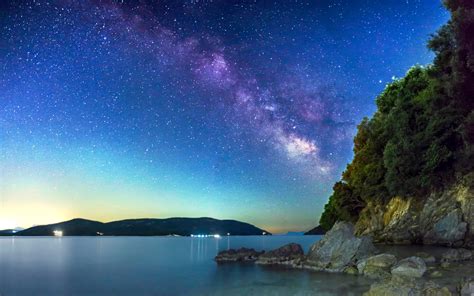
[255,243,304,265]
[363,275,424,296]
[364,276,452,296]
[358,253,397,279]
[366,253,397,268]
[416,252,436,263]
[440,262,451,269]
[363,265,392,280]
[423,281,452,296]
[344,266,359,275]
[429,270,443,278]
[391,256,427,278]
[441,248,472,262]
[306,221,376,272]
[459,277,474,296]
[215,247,264,263]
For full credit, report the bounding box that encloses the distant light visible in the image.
[227,233,230,236]
[262,232,266,235]
[213,234,220,238]
[53,230,63,237]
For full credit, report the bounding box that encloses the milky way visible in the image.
[0,0,448,232]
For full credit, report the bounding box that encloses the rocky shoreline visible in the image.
[215,222,474,295]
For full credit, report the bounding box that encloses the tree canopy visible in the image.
[319,0,474,231]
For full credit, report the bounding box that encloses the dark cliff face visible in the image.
[11,217,270,236]
[318,0,474,248]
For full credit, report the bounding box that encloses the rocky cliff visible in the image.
[319,0,474,249]
[355,174,474,248]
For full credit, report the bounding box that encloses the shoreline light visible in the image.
[53,230,63,237]
[190,234,221,238]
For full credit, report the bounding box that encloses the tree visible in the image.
[318,0,474,230]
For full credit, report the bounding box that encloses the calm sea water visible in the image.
[0,235,377,296]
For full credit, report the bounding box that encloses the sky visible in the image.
[0,0,449,233]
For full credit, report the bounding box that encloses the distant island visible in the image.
[304,225,326,235]
[0,218,270,237]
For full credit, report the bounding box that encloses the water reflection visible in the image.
[3,235,381,295]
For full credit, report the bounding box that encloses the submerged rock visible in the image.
[215,248,264,263]
[416,252,437,264]
[255,243,304,266]
[305,221,376,272]
[441,248,472,262]
[391,256,427,278]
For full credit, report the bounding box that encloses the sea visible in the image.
[0,235,378,295]
[1,235,463,295]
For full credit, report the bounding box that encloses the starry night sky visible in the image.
[0,0,448,232]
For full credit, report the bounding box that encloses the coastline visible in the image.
[216,221,474,295]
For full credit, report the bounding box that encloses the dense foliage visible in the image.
[319,0,474,231]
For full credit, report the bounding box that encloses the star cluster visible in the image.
[0,0,448,232]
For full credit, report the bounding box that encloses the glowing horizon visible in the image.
[0,1,448,233]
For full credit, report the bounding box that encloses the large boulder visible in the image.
[306,221,376,272]
[391,256,427,278]
[255,243,304,266]
[215,247,263,263]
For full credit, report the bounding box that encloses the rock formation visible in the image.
[305,221,376,272]
[355,176,474,248]
[215,221,474,295]
[255,243,304,266]
[214,247,263,262]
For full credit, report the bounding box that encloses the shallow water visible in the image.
[0,235,375,295]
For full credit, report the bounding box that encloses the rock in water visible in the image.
[441,248,472,262]
[365,253,397,268]
[255,243,304,266]
[363,275,424,296]
[460,277,474,296]
[391,256,427,278]
[215,248,264,263]
[358,253,397,279]
[306,221,376,272]
[364,276,452,296]
[415,252,436,264]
